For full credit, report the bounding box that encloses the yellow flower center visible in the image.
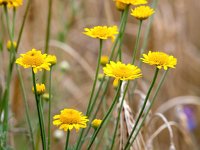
[60,110,81,124]
[22,51,45,67]
[148,53,169,65]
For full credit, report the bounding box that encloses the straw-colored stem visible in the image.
[47,67,53,150]
[110,81,129,150]
[32,69,47,150]
[127,70,168,149]
[124,68,159,149]
[87,82,122,149]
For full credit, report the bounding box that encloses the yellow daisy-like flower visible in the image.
[32,83,45,95]
[115,1,127,11]
[103,61,142,83]
[16,49,51,73]
[7,40,17,50]
[100,55,109,66]
[0,0,23,8]
[131,6,155,20]
[53,109,89,132]
[91,119,102,129]
[141,51,177,70]
[83,26,118,41]
[46,54,57,66]
[114,0,147,6]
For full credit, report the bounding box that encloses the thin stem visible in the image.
[1,6,15,145]
[114,6,129,61]
[110,81,129,150]
[32,69,47,150]
[47,67,53,150]
[127,70,168,149]
[65,130,70,150]
[15,0,31,52]
[110,6,129,61]
[124,68,159,149]
[16,66,35,150]
[87,82,122,149]
[42,0,53,84]
[87,39,103,115]
[132,20,143,64]
[75,39,103,149]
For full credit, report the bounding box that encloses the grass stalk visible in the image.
[124,68,159,149]
[127,70,168,149]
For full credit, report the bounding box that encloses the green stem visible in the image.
[42,0,53,84]
[131,20,142,64]
[87,82,122,149]
[75,39,103,149]
[1,6,15,145]
[110,81,129,149]
[32,69,47,150]
[130,0,159,102]
[87,39,103,115]
[124,68,159,149]
[114,6,129,61]
[127,70,168,149]
[47,67,52,150]
[65,130,70,150]
[16,66,35,150]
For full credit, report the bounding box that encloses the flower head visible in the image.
[46,54,57,66]
[83,26,118,41]
[32,83,45,95]
[91,119,102,129]
[141,51,177,70]
[100,55,109,66]
[131,6,155,20]
[16,49,51,73]
[114,0,147,6]
[7,40,17,50]
[53,109,89,132]
[115,1,127,11]
[103,61,142,83]
[0,0,23,8]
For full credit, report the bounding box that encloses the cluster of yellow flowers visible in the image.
[0,0,22,8]
[13,0,177,134]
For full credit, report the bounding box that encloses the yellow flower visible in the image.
[16,49,51,73]
[32,83,45,95]
[113,78,119,89]
[131,6,155,20]
[100,55,109,66]
[7,40,17,50]
[53,109,89,132]
[46,54,57,66]
[114,0,147,6]
[103,61,142,83]
[141,51,177,70]
[115,1,127,11]
[0,0,23,8]
[83,26,118,41]
[91,119,102,129]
